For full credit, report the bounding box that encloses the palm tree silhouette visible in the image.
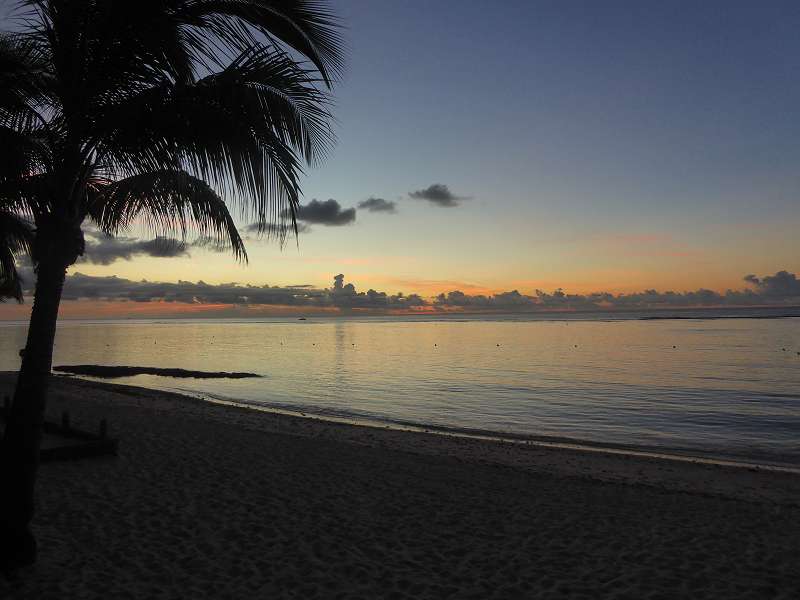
[0,0,343,567]
[0,207,33,301]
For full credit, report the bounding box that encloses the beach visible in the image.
[1,372,799,599]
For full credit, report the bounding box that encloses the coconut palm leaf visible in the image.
[0,209,34,302]
[172,0,345,85]
[90,45,331,235]
[0,1,343,566]
[86,170,246,261]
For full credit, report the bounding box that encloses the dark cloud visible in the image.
[59,273,319,305]
[409,184,468,207]
[190,236,231,253]
[79,228,232,265]
[742,271,800,298]
[329,273,426,308]
[244,222,311,235]
[433,270,800,310]
[81,236,189,265]
[357,197,397,213]
[291,199,356,226]
[44,273,424,310]
[14,270,800,313]
[244,222,265,234]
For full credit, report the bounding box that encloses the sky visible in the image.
[2,0,800,317]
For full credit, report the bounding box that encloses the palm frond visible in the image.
[86,170,247,262]
[0,209,34,302]
[174,0,345,86]
[0,32,52,132]
[2,0,343,265]
[91,45,333,235]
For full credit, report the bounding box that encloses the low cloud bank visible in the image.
[434,271,800,310]
[16,270,800,312]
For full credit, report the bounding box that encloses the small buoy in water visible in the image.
[434,344,438,347]
[673,345,676,349]
[496,344,500,347]
[574,344,578,348]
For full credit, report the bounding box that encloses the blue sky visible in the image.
[2,0,799,311]
[281,0,800,293]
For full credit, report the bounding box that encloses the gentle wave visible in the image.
[1,315,799,465]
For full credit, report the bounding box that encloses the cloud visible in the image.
[245,222,311,235]
[432,270,800,310]
[290,199,356,226]
[59,273,318,305]
[13,269,800,313]
[358,197,397,213]
[409,183,468,207]
[44,272,425,310]
[742,271,800,298]
[79,228,233,265]
[81,235,189,265]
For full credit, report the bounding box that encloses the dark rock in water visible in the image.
[53,365,260,379]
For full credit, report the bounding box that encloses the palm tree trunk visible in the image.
[0,252,68,568]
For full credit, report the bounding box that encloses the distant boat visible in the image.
[298,317,307,321]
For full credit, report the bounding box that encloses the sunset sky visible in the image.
[2,0,799,317]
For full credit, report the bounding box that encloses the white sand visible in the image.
[1,372,799,599]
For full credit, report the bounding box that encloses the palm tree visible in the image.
[0,208,33,301]
[0,0,343,567]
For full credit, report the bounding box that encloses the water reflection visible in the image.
[0,317,798,464]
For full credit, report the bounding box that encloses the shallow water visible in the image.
[1,313,799,465]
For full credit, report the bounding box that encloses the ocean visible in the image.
[1,309,799,466]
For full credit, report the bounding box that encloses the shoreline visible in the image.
[54,371,800,474]
[5,371,798,505]
[190,392,800,474]
[1,372,799,598]
[197,396,800,475]
[2,306,800,325]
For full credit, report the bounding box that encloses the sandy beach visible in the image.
[1,372,799,599]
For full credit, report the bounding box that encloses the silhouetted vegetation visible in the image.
[54,365,261,379]
[0,0,343,568]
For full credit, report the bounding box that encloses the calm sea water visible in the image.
[1,310,799,466]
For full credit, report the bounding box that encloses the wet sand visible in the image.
[1,372,799,599]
